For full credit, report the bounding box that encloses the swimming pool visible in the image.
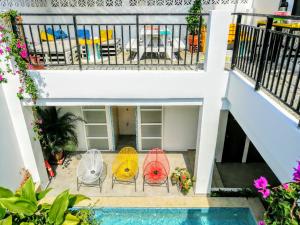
[94,207,257,225]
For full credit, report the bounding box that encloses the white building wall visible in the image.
[163,106,199,151]
[227,70,300,183]
[0,87,25,190]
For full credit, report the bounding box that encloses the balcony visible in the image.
[231,13,300,123]
[13,13,208,70]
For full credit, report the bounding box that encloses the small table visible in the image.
[126,26,185,61]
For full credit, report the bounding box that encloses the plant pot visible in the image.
[188,34,199,47]
[51,151,65,165]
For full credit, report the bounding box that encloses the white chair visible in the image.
[77,149,104,192]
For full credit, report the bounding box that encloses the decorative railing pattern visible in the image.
[231,13,300,121]
[1,0,249,8]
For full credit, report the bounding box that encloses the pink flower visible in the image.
[28,64,33,69]
[254,176,268,190]
[293,161,300,182]
[0,25,4,30]
[18,87,24,94]
[17,41,22,49]
[258,221,266,225]
[20,49,27,58]
[0,75,3,81]
[5,47,11,52]
[282,183,289,190]
[258,188,270,199]
[0,49,3,55]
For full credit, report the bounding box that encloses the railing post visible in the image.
[231,14,242,70]
[196,14,202,68]
[73,15,82,70]
[255,16,274,90]
[136,15,140,69]
[10,15,18,38]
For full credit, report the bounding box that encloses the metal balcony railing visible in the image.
[11,13,209,70]
[231,13,300,123]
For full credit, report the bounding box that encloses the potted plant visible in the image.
[171,167,194,195]
[34,107,83,164]
[186,0,206,52]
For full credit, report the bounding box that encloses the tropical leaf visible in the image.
[48,190,69,225]
[0,208,5,220]
[36,188,52,201]
[0,197,37,216]
[68,194,90,208]
[40,203,51,210]
[0,215,12,225]
[0,188,13,199]
[20,177,37,204]
[20,223,35,225]
[62,213,80,225]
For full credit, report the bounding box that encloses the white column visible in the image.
[194,10,231,195]
[215,110,229,163]
[1,60,49,189]
[242,137,250,163]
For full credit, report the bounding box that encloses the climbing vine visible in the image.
[0,10,38,103]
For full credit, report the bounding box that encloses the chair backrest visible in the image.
[77,149,103,183]
[143,148,170,183]
[100,30,113,41]
[112,147,138,180]
[77,29,91,40]
[143,148,169,173]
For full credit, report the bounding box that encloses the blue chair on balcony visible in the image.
[46,27,68,39]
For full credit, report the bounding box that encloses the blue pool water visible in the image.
[94,208,257,225]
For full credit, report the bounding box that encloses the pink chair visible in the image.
[143,148,170,192]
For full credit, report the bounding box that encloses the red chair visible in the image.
[143,148,170,192]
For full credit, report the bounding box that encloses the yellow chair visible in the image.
[78,30,113,45]
[100,30,113,43]
[40,31,54,41]
[112,147,138,191]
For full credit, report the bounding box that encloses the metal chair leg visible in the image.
[143,176,145,192]
[77,177,80,191]
[112,176,114,189]
[167,178,169,193]
[99,178,102,193]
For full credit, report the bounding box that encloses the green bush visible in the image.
[0,177,97,225]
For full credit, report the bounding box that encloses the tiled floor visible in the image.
[47,151,196,197]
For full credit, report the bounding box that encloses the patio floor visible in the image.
[47,151,197,197]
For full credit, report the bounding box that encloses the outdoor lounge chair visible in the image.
[112,147,138,191]
[143,148,170,192]
[77,149,104,192]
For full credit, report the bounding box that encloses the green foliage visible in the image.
[186,0,202,35]
[34,107,84,157]
[262,183,300,225]
[170,167,194,195]
[0,177,94,225]
[0,10,39,102]
[211,188,257,198]
[48,191,70,225]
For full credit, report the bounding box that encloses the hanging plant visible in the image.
[0,10,38,103]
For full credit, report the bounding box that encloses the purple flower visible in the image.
[5,47,11,52]
[258,188,271,199]
[293,161,300,182]
[258,221,266,225]
[254,176,268,190]
[0,25,4,30]
[282,183,289,190]
[0,49,3,55]
[0,75,3,81]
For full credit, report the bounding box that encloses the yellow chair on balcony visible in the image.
[112,146,138,191]
[40,31,54,41]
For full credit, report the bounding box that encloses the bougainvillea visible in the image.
[254,161,300,225]
[0,10,38,102]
